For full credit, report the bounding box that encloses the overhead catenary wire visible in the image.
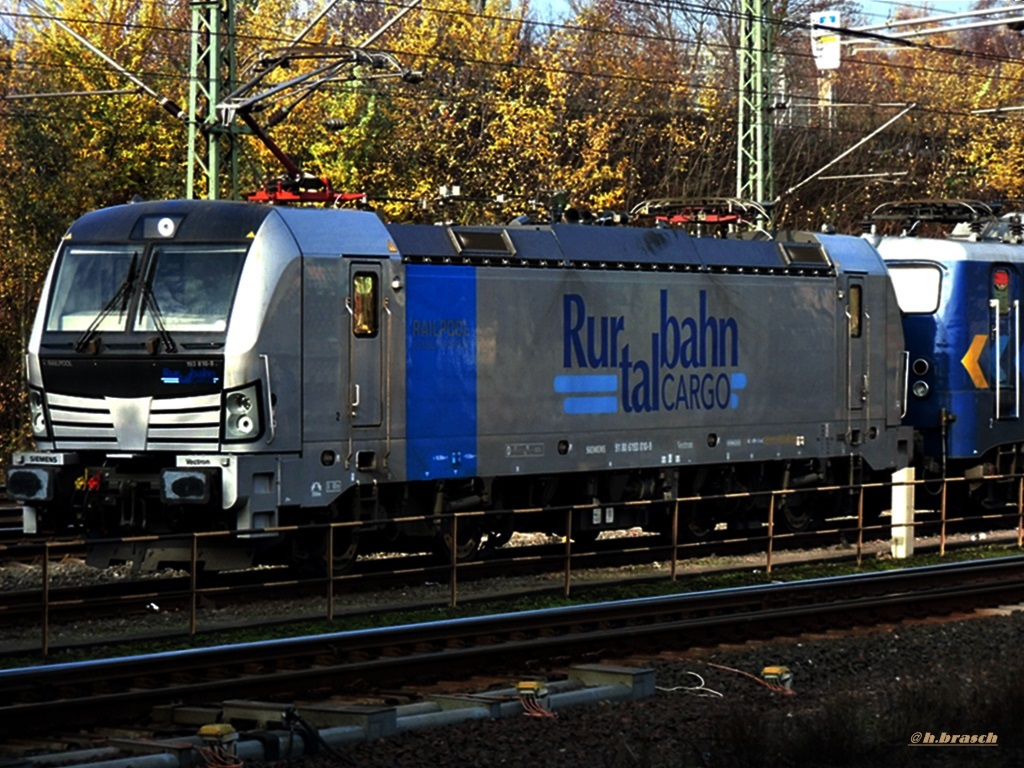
[4,0,1020,207]
[9,0,1024,103]
[6,0,1024,131]
[1,87,140,100]
[0,44,1007,132]
[16,0,187,121]
[0,65,980,192]
[774,103,917,204]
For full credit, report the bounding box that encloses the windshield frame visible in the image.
[44,241,250,342]
[45,245,140,333]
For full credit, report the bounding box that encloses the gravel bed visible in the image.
[252,609,1024,768]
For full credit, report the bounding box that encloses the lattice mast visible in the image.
[736,0,774,204]
[187,0,239,200]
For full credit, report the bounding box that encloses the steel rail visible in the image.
[0,516,958,644]
[0,509,1015,661]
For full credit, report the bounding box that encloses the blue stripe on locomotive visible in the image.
[405,264,478,479]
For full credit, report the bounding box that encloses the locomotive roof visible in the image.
[65,199,276,243]
[387,221,887,277]
[62,200,886,277]
[64,200,397,258]
[872,234,1024,265]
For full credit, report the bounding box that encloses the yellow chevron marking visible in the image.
[961,333,989,389]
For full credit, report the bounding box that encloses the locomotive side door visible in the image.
[990,265,1020,420]
[846,276,869,418]
[348,263,384,429]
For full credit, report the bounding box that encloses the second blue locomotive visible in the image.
[869,200,1024,504]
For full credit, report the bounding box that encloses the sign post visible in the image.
[812,11,842,70]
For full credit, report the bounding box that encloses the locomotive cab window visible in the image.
[352,272,379,337]
[46,243,249,334]
[886,264,941,314]
[992,268,1011,315]
[137,245,247,332]
[46,245,138,332]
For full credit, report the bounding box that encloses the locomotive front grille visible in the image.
[47,392,222,452]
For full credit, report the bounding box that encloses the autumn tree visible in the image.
[0,0,191,458]
[7,0,1024,459]
[308,0,553,223]
[769,4,1024,230]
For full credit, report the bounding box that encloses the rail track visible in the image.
[0,510,1018,659]
[0,531,785,658]
[2,555,1024,742]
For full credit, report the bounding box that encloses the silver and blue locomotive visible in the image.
[7,199,911,567]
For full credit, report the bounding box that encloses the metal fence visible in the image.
[8,469,1024,657]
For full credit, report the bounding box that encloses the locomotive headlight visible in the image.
[222,383,262,442]
[227,392,252,415]
[912,380,930,399]
[29,388,49,438]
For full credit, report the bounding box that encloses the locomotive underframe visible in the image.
[19,447,877,571]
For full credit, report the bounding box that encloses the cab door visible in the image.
[348,263,383,428]
[990,265,1020,420]
[846,277,868,415]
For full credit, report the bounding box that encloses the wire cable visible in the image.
[656,670,724,698]
[708,662,796,696]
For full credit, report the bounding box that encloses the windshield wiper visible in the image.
[138,279,177,354]
[74,252,139,353]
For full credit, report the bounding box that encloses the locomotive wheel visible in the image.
[330,528,360,574]
[780,500,814,534]
[292,527,359,575]
[656,506,715,544]
[435,527,483,562]
[680,506,717,542]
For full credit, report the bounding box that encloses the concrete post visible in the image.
[890,466,915,558]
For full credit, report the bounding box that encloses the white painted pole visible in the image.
[891,467,915,558]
